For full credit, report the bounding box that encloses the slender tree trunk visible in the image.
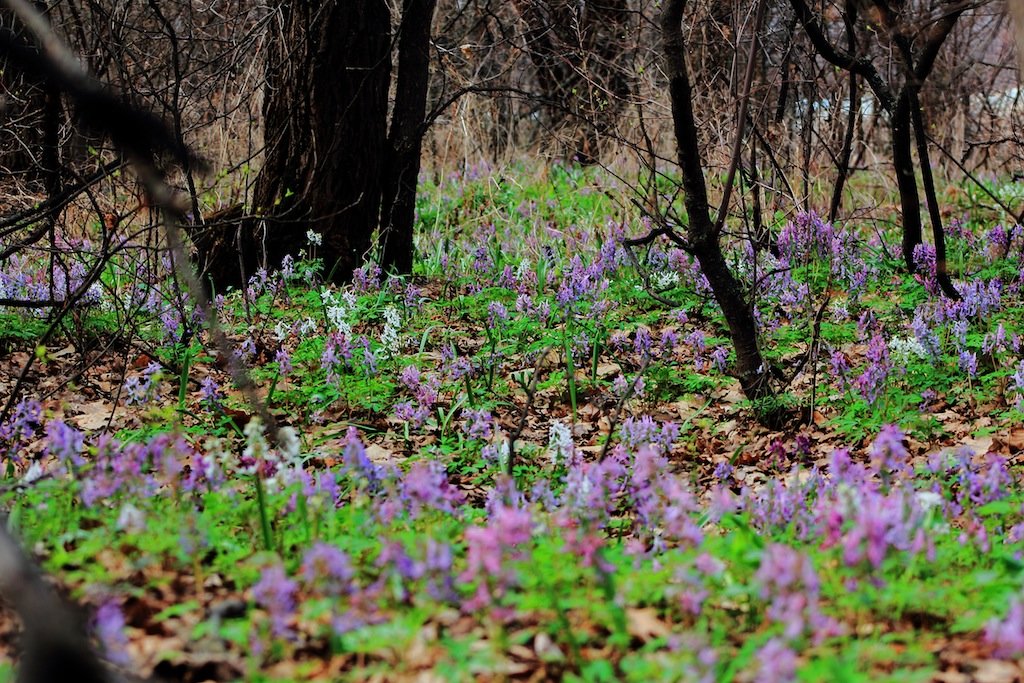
[891,91,922,272]
[254,1,390,283]
[829,70,857,223]
[661,0,772,404]
[909,89,960,299]
[380,0,437,275]
[829,4,858,224]
[192,1,392,290]
[43,81,62,301]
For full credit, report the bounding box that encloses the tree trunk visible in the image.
[891,91,922,273]
[661,0,773,405]
[909,87,959,299]
[196,1,392,290]
[256,0,390,283]
[380,0,437,275]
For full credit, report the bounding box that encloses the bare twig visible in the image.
[507,346,551,476]
[713,0,766,236]
[599,354,652,461]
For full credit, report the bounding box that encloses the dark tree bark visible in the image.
[196,0,436,289]
[661,0,773,404]
[910,88,959,299]
[891,91,921,270]
[252,1,391,284]
[195,1,392,289]
[380,0,437,275]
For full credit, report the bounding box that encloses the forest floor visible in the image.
[1,164,1024,681]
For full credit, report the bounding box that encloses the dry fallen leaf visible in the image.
[626,607,671,642]
[960,434,995,455]
[366,443,401,465]
[533,632,565,662]
[970,658,1022,683]
[71,402,119,430]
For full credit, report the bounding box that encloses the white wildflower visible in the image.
[914,490,950,532]
[22,461,44,484]
[116,503,146,533]
[88,282,105,305]
[914,491,944,511]
[327,305,352,336]
[888,336,929,365]
[381,305,402,358]
[306,229,322,246]
[650,270,680,290]
[548,420,574,466]
[273,319,291,341]
[496,439,510,472]
[242,417,273,472]
[830,301,849,321]
[277,426,301,461]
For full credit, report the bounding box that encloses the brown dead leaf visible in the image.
[71,402,119,430]
[626,607,671,642]
[1009,428,1024,452]
[572,423,592,439]
[961,434,995,456]
[51,345,75,359]
[673,398,706,422]
[717,420,738,436]
[533,632,565,662]
[990,428,1024,455]
[713,385,746,405]
[970,659,1022,683]
[508,644,537,662]
[366,443,401,465]
[931,672,971,683]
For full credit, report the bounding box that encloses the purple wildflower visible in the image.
[199,377,223,406]
[870,425,910,484]
[93,600,132,667]
[712,461,733,483]
[401,461,465,517]
[986,598,1024,658]
[341,427,387,491]
[958,350,978,378]
[252,564,297,639]
[634,326,652,358]
[755,638,797,683]
[399,364,421,390]
[0,399,41,464]
[462,409,494,440]
[711,346,729,372]
[45,420,85,468]
[301,543,353,595]
[487,301,508,327]
[352,262,382,292]
[853,333,890,404]
[460,504,533,612]
[275,348,292,376]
